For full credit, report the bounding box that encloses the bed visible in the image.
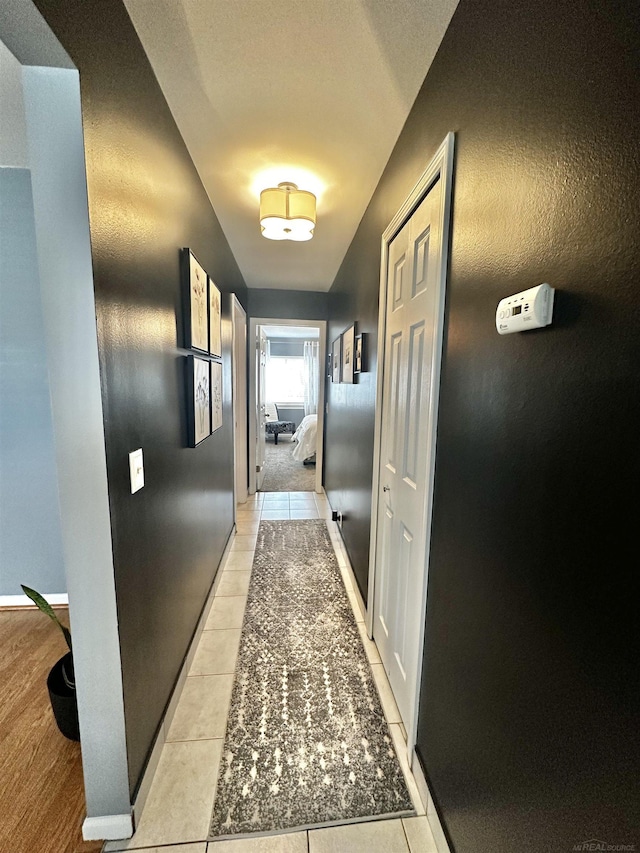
[292,414,317,463]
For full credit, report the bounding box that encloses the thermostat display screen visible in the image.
[512,305,522,315]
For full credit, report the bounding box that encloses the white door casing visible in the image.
[368,133,455,758]
[256,327,267,491]
[247,318,327,495]
[232,296,248,506]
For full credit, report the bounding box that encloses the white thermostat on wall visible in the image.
[496,283,555,335]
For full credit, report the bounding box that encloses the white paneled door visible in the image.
[373,170,447,730]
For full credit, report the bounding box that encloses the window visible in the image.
[265,357,305,403]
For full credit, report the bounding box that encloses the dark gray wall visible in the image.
[247,288,328,321]
[35,0,248,795]
[325,0,640,849]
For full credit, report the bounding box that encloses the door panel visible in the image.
[412,227,430,297]
[396,523,413,679]
[403,321,426,488]
[374,175,444,726]
[386,332,404,475]
[392,253,407,311]
[378,504,394,640]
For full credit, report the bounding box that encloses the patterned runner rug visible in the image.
[209,520,413,840]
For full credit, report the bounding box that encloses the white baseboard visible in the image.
[82,813,132,841]
[411,756,452,853]
[0,593,68,607]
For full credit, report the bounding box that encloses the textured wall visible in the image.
[247,288,328,321]
[35,0,248,795]
[325,0,640,848]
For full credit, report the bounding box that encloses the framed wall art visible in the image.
[354,332,365,374]
[182,248,209,352]
[341,323,356,384]
[331,336,341,383]
[187,355,211,447]
[209,276,222,358]
[211,360,223,432]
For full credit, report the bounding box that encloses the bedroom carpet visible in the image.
[209,520,414,840]
[260,437,315,492]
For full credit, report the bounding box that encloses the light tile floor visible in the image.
[105,491,436,853]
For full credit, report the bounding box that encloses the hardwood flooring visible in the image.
[0,608,103,853]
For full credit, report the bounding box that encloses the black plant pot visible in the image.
[47,652,80,741]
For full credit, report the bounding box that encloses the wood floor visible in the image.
[0,608,103,853]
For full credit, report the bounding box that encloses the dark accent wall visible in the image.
[247,288,328,321]
[326,297,379,598]
[325,0,640,849]
[35,0,248,795]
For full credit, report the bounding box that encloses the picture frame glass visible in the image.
[331,337,341,383]
[188,252,208,352]
[211,361,223,432]
[342,324,355,384]
[192,356,211,445]
[354,333,363,373]
[209,277,222,357]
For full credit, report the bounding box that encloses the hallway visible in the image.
[104,493,433,853]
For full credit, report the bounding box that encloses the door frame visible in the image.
[248,317,327,494]
[231,295,248,509]
[367,132,455,758]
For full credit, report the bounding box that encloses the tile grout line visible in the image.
[399,813,413,853]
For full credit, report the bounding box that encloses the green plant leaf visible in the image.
[21,585,72,652]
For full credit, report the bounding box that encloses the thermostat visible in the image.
[496,283,554,335]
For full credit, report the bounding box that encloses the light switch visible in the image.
[129,448,144,494]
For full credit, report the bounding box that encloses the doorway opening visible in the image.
[248,319,326,495]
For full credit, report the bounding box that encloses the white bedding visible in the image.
[292,414,317,462]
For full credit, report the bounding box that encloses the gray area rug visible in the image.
[260,437,315,492]
[209,520,413,839]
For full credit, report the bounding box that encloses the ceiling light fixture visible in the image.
[259,182,316,241]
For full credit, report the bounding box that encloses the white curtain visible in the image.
[303,340,319,416]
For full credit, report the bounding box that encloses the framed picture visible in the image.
[341,323,356,384]
[208,276,222,357]
[182,248,208,352]
[331,337,342,383]
[354,332,365,374]
[211,360,223,432]
[188,355,211,446]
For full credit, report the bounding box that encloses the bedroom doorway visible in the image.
[248,319,326,495]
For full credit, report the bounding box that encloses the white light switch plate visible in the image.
[129,448,144,494]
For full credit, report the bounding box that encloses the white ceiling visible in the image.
[124,0,459,291]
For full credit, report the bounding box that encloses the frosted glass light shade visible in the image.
[260,182,316,241]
